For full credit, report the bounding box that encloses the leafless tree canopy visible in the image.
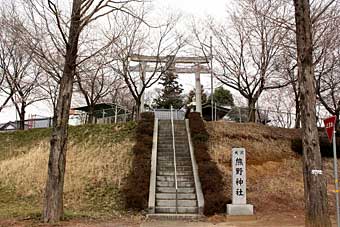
[0,3,46,128]
[209,0,289,122]
[108,12,186,117]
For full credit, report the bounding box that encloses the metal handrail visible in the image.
[170,105,178,214]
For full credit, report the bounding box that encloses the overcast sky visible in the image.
[0,0,231,123]
[154,0,229,18]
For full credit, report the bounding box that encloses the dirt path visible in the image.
[0,213,337,227]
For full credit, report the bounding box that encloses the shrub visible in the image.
[188,112,229,215]
[291,135,340,158]
[122,112,154,210]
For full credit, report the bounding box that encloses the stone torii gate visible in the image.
[129,54,210,115]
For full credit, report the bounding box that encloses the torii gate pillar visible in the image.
[195,64,202,115]
[139,62,146,113]
[129,54,209,116]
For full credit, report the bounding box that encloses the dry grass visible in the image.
[0,123,136,218]
[206,121,338,215]
[207,121,301,165]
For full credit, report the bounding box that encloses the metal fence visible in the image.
[0,106,329,132]
[0,108,133,132]
[0,117,53,132]
[221,106,298,128]
[75,107,133,125]
[221,106,328,129]
[154,109,185,120]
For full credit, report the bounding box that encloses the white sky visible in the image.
[0,0,230,124]
[154,0,229,18]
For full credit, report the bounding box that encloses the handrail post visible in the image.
[170,105,178,214]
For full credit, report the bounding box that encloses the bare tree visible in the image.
[0,7,19,113]
[0,39,14,113]
[10,65,45,129]
[21,0,146,222]
[210,0,289,122]
[110,13,185,119]
[76,49,123,123]
[20,0,70,119]
[314,4,340,130]
[217,0,338,127]
[0,9,45,129]
[293,0,332,225]
[273,42,301,127]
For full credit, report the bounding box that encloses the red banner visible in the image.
[324,116,337,143]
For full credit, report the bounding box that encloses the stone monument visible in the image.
[227,147,254,215]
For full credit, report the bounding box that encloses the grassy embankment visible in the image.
[1,113,339,220]
[188,112,339,216]
[0,122,137,219]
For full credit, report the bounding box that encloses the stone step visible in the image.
[157,170,193,176]
[157,152,190,158]
[157,149,190,153]
[158,134,187,137]
[147,213,203,220]
[158,132,185,134]
[158,132,187,135]
[157,148,188,152]
[166,123,185,125]
[156,187,195,193]
[158,160,192,166]
[158,144,188,148]
[158,135,188,138]
[157,156,191,162]
[156,193,196,200]
[158,135,186,137]
[156,181,194,188]
[157,175,193,182]
[157,166,193,173]
[155,206,198,214]
[158,124,185,127]
[156,199,197,207]
[157,150,189,154]
[158,140,188,144]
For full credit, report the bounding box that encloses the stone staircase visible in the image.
[148,119,203,219]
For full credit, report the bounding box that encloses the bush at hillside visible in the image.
[188,112,229,215]
[122,112,154,211]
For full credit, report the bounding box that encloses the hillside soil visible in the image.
[1,119,339,225]
[205,121,340,215]
[0,213,337,226]
[0,123,137,219]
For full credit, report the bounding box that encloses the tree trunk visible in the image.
[295,97,301,128]
[247,98,256,122]
[135,99,141,121]
[43,0,81,223]
[293,0,331,226]
[19,102,26,130]
[87,105,95,124]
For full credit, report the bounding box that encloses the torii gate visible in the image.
[129,54,210,115]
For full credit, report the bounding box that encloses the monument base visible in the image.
[226,204,254,215]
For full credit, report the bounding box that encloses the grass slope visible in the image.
[0,123,136,219]
[205,121,338,215]
[1,116,338,220]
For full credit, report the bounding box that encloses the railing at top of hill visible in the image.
[154,109,185,120]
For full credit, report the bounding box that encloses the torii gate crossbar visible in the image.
[129,54,210,115]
